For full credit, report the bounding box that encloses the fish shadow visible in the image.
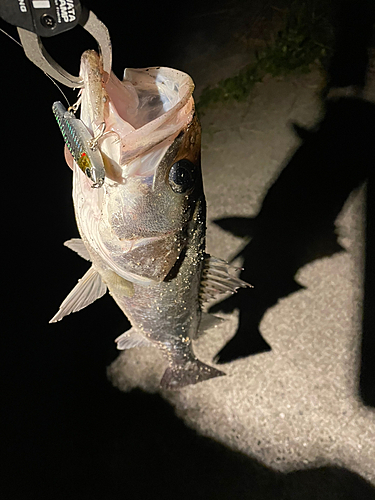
[210,97,375,365]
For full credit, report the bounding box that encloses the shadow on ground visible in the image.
[209,97,374,363]
[209,0,375,407]
[210,97,375,407]
[4,383,375,500]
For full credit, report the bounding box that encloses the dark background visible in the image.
[2,0,375,498]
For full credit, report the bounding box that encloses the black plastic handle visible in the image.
[0,0,87,37]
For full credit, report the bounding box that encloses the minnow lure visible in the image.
[52,101,106,188]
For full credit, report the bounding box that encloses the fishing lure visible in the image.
[52,101,106,188]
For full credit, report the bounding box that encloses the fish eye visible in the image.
[168,159,195,194]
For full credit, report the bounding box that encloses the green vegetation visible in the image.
[196,1,333,114]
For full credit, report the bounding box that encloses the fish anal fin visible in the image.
[197,312,224,337]
[160,359,225,390]
[115,328,153,350]
[49,266,107,323]
[200,255,253,303]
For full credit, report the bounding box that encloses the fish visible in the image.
[50,50,250,390]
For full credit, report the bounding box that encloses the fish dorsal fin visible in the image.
[115,328,153,350]
[64,238,91,261]
[49,266,107,323]
[200,254,253,303]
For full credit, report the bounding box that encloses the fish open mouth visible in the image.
[79,50,195,180]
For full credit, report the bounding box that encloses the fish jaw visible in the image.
[79,50,107,136]
[78,50,195,179]
[73,52,202,284]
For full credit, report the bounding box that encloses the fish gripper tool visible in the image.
[0,0,111,88]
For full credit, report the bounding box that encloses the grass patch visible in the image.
[196,0,333,114]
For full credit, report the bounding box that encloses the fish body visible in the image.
[51,50,249,389]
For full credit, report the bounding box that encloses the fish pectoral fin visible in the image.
[64,238,91,261]
[200,254,253,303]
[197,312,224,336]
[115,328,153,350]
[49,266,107,323]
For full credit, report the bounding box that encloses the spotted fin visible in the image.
[64,238,91,261]
[115,328,153,349]
[49,266,107,323]
[200,255,252,303]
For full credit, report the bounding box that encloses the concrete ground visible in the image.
[108,4,375,488]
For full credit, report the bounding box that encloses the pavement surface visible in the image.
[108,0,375,488]
[109,66,375,485]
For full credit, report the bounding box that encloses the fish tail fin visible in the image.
[160,359,225,390]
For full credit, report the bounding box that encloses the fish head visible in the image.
[73,51,203,285]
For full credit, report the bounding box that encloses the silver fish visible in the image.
[50,50,250,390]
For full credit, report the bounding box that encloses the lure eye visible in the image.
[85,168,92,178]
[168,160,195,194]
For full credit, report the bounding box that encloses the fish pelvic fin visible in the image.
[115,328,153,349]
[200,254,253,303]
[160,359,225,390]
